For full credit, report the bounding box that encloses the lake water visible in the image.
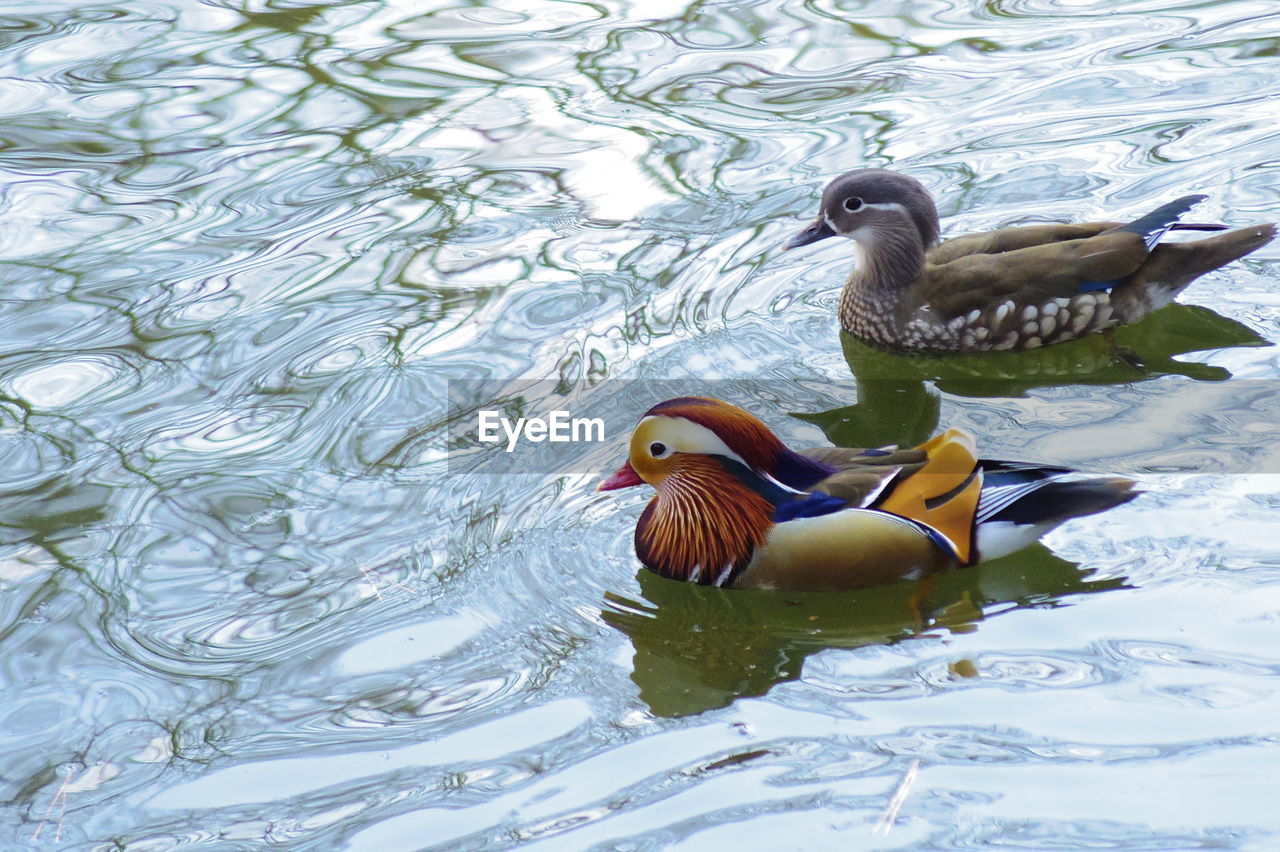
[2,0,1279,848]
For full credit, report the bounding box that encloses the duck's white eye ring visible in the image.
[649,442,668,458]
[843,196,864,212]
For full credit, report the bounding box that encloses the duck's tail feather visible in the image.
[1116,195,1206,251]
[979,476,1139,527]
[1120,222,1277,314]
[971,471,1139,563]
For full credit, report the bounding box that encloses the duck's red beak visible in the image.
[597,460,644,491]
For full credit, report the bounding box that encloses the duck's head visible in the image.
[783,168,940,252]
[598,397,828,493]
[598,397,787,492]
[599,397,830,585]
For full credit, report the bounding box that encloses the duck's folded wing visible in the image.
[927,222,1120,265]
[920,232,1154,315]
[797,445,927,507]
[922,197,1216,314]
[799,431,984,564]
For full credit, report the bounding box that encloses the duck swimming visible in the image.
[599,396,1138,592]
[785,169,1275,352]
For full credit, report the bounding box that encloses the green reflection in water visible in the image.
[605,547,1126,717]
[794,303,1270,448]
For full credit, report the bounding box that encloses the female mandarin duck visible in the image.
[785,169,1275,352]
[599,397,1137,592]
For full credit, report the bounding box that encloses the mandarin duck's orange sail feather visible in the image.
[873,429,982,564]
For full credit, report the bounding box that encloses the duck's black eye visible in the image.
[843,196,864,212]
[649,442,667,458]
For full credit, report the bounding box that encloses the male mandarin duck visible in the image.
[784,169,1276,352]
[598,397,1137,592]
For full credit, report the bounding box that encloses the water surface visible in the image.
[2,0,1279,848]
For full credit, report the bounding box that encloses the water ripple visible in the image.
[2,0,1279,848]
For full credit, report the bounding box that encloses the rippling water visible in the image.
[2,0,1279,848]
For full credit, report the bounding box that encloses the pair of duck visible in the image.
[600,170,1276,592]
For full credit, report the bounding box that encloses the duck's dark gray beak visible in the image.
[783,218,836,250]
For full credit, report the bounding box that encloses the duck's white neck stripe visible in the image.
[827,201,910,238]
[862,201,909,215]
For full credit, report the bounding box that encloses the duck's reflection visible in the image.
[800,304,1269,448]
[603,548,1127,717]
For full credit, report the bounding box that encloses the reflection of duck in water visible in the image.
[598,397,1136,591]
[603,549,1126,717]
[801,303,1274,451]
[784,168,1275,352]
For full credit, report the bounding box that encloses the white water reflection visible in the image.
[149,699,591,810]
[0,0,1277,849]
